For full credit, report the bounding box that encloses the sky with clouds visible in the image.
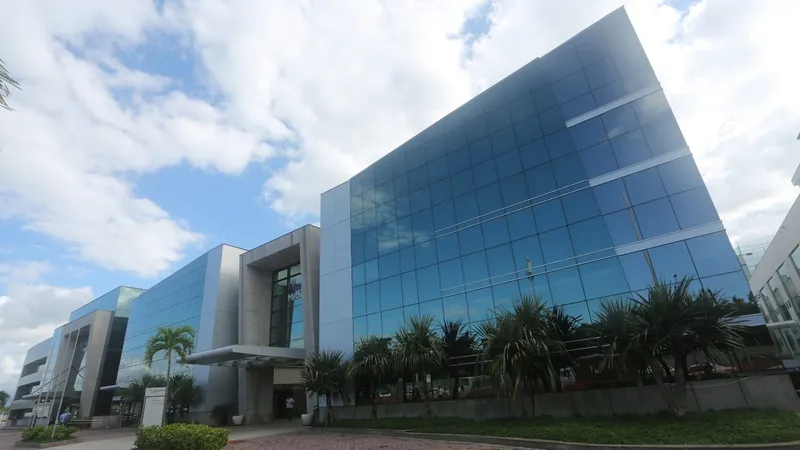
[1,0,799,395]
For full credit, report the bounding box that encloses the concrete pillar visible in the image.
[240,366,274,424]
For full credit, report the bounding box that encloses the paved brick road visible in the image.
[228,433,527,449]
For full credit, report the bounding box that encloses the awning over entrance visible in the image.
[185,345,306,368]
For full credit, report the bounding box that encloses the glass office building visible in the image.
[319,7,750,352]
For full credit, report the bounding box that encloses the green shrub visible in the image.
[134,423,228,450]
[22,425,77,442]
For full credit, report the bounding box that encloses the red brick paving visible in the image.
[228,433,524,449]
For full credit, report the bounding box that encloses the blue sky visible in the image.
[2,0,799,394]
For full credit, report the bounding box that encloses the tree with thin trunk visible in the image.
[144,325,196,424]
[300,350,349,426]
[630,277,745,416]
[349,336,393,420]
[393,315,444,420]
[0,58,20,111]
[0,390,9,409]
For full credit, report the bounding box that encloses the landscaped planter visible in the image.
[15,438,83,448]
[232,415,244,425]
[301,413,313,426]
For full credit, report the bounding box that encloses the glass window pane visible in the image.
[513,114,543,147]
[552,153,587,187]
[579,141,618,179]
[439,258,465,290]
[402,272,418,305]
[486,243,517,280]
[459,226,485,256]
[462,251,490,289]
[561,189,601,224]
[520,139,549,170]
[593,79,626,105]
[366,281,381,314]
[579,258,630,299]
[545,129,577,160]
[549,267,586,305]
[619,252,655,292]
[519,273,552,304]
[500,173,529,207]
[642,114,686,155]
[353,285,366,317]
[432,200,456,231]
[701,272,750,300]
[442,294,470,323]
[552,70,590,104]
[400,247,415,273]
[649,241,698,282]
[412,208,435,244]
[506,208,537,240]
[491,126,519,157]
[430,178,453,206]
[569,116,607,151]
[450,168,475,197]
[540,227,575,264]
[473,159,499,189]
[410,187,432,214]
[428,156,449,183]
[532,84,558,112]
[476,183,504,215]
[533,199,566,232]
[397,216,414,249]
[417,266,441,302]
[604,210,638,246]
[466,116,489,144]
[569,217,613,257]
[380,275,403,311]
[496,149,523,179]
[419,299,444,325]
[657,156,704,195]
[493,281,521,312]
[379,251,400,278]
[365,259,379,283]
[561,301,590,324]
[610,129,651,168]
[395,174,409,197]
[631,91,671,126]
[669,188,720,229]
[353,316,367,341]
[561,93,596,120]
[469,137,493,165]
[381,308,405,338]
[508,93,536,123]
[593,180,628,214]
[466,288,495,322]
[436,233,461,262]
[526,163,557,199]
[403,303,420,320]
[601,104,639,139]
[367,313,382,337]
[482,217,511,248]
[634,198,680,239]
[511,235,544,273]
[396,195,411,219]
[453,192,480,223]
[352,263,365,286]
[414,241,437,268]
[623,168,667,206]
[779,263,799,298]
[486,106,512,134]
[584,58,619,89]
[364,228,379,260]
[408,165,429,192]
[686,232,742,278]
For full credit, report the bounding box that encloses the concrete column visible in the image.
[240,366,274,424]
[79,313,113,417]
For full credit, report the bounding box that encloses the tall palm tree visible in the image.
[0,58,20,111]
[168,373,202,421]
[393,315,444,420]
[349,336,393,420]
[440,320,477,400]
[545,305,582,392]
[629,277,745,416]
[300,350,349,426]
[591,298,648,383]
[477,295,558,419]
[144,325,196,423]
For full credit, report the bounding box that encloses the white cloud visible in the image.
[0,262,94,394]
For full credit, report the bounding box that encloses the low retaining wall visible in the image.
[331,374,800,420]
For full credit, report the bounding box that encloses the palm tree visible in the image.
[440,320,477,400]
[545,305,582,392]
[591,298,648,383]
[629,277,745,416]
[300,350,349,426]
[168,373,202,421]
[120,372,167,422]
[349,336,393,420]
[393,315,444,420]
[0,58,20,111]
[477,295,558,419]
[144,325,196,423]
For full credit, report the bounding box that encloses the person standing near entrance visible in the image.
[285,395,295,420]
[58,410,70,426]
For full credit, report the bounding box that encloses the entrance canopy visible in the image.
[185,345,306,368]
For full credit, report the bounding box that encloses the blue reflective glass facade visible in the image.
[345,8,749,341]
[115,254,208,385]
[68,286,145,322]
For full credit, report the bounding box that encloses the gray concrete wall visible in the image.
[331,374,800,421]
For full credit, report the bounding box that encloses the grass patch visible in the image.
[332,409,800,445]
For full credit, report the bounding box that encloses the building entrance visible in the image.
[273,387,305,420]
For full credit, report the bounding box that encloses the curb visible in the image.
[14,438,83,448]
[313,428,800,450]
